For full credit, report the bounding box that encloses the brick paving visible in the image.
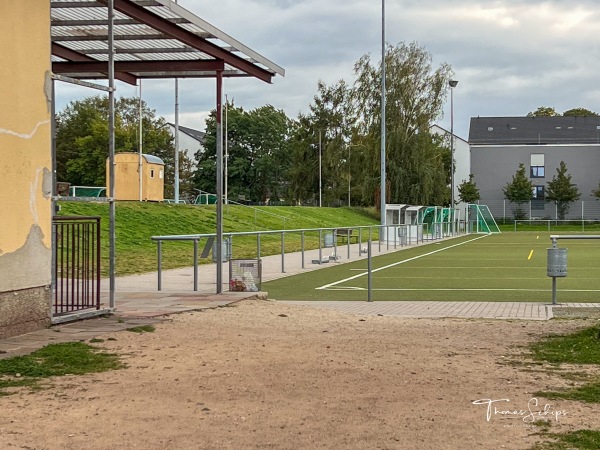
[284,301,552,320]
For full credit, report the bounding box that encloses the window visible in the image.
[150,169,155,178]
[530,153,545,178]
[532,186,545,210]
[531,166,545,178]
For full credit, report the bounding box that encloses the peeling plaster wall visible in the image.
[0,1,52,336]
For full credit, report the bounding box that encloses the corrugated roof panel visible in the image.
[50,0,284,82]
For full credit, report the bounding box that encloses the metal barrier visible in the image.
[515,219,600,232]
[151,222,462,292]
[52,216,101,315]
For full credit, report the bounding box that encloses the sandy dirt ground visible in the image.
[1,300,600,450]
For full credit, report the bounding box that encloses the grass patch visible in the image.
[530,327,600,365]
[533,429,600,449]
[0,342,122,396]
[536,382,600,403]
[89,338,104,343]
[127,325,155,333]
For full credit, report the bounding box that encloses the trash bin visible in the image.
[229,259,262,292]
[323,232,334,248]
[212,238,231,262]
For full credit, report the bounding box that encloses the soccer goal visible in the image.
[468,204,501,234]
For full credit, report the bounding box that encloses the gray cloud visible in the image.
[55,0,600,139]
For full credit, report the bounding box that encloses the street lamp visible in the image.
[449,79,458,209]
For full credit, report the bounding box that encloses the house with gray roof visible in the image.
[168,123,206,164]
[469,116,600,220]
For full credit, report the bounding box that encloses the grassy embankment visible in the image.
[58,201,380,276]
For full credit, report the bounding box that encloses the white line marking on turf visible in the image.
[316,234,490,290]
[325,288,600,292]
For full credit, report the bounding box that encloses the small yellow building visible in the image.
[107,153,165,201]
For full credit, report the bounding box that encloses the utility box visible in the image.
[547,248,568,277]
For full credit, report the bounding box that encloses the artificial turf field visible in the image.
[262,232,600,302]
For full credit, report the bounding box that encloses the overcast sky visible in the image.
[55,0,600,140]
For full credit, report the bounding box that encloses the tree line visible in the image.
[56,42,455,208]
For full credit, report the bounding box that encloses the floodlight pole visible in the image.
[174,78,180,203]
[380,0,386,227]
[449,80,458,210]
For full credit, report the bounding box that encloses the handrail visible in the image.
[151,221,463,292]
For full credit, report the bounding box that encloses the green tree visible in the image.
[563,107,598,117]
[352,42,452,206]
[527,106,559,117]
[502,163,534,219]
[457,174,480,204]
[195,101,293,203]
[592,180,600,200]
[56,96,177,194]
[545,161,580,220]
[288,80,356,206]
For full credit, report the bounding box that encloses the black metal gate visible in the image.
[52,216,101,316]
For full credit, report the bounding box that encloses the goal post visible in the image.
[468,204,501,234]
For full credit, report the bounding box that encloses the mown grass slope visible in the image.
[58,201,379,275]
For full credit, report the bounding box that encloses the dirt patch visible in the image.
[1,300,599,449]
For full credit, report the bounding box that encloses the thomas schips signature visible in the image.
[472,398,568,423]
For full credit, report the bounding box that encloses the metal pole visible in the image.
[173,0,179,203]
[174,78,180,203]
[139,80,143,201]
[193,239,198,291]
[301,231,305,268]
[450,83,454,209]
[157,240,162,291]
[257,233,261,260]
[319,130,322,207]
[380,0,386,227]
[108,0,116,309]
[367,231,372,302]
[224,94,228,205]
[319,229,322,263]
[215,70,223,293]
[348,145,351,207]
[281,232,285,273]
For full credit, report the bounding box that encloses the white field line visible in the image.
[316,234,490,290]
[324,288,600,292]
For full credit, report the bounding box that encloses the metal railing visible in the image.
[151,222,461,292]
[514,219,600,232]
[52,216,101,315]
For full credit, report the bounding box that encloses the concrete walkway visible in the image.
[1,237,598,358]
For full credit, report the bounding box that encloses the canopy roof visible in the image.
[50,0,285,84]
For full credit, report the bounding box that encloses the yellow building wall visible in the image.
[108,153,164,201]
[0,1,52,336]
